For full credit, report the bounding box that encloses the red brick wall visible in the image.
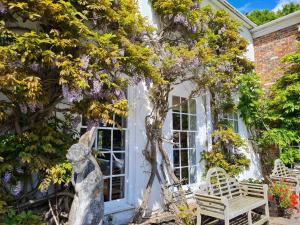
[254,24,300,87]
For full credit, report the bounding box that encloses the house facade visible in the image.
[85,1,268,224]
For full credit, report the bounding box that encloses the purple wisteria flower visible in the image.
[190,2,200,10]
[72,116,81,129]
[11,181,23,196]
[112,57,117,64]
[62,84,82,103]
[87,119,99,131]
[144,78,152,90]
[19,104,28,114]
[2,172,12,184]
[16,167,24,174]
[119,49,125,57]
[30,63,39,72]
[0,3,7,14]
[80,55,90,70]
[28,103,37,112]
[189,26,197,33]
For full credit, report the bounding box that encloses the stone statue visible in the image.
[66,127,104,225]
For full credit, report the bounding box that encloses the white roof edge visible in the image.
[251,10,300,38]
[216,0,257,29]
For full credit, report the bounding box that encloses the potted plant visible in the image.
[269,179,299,218]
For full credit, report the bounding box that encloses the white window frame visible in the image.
[222,112,239,133]
[172,96,198,185]
[80,114,128,204]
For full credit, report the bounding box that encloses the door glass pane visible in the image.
[172,96,180,112]
[181,98,188,113]
[113,130,125,151]
[182,168,189,185]
[111,176,125,200]
[103,178,110,202]
[181,150,188,167]
[189,99,196,114]
[98,130,111,151]
[174,169,180,179]
[189,115,197,131]
[190,166,197,184]
[115,115,127,128]
[99,153,111,176]
[189,149,196,165]
[188,132,196,148]
[173,113,181,130]
[173,132,180,149]
[180,132,188,148]
[182,114,188,130]
[112,153,125,175]
[174,150,180,167]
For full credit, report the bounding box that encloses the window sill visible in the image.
[104,201,135,215]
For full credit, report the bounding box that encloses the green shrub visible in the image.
[2,211,42,225]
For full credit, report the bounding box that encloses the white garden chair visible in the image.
[195,167,269,225]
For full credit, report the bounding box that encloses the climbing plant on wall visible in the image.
[133,0,253,221]
[238,42,300,173]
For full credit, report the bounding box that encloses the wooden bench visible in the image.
[270,159,300,208]
[195,167,269,225]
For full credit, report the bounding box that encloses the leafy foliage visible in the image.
[246,3,300,25]
[238,42,300,173]
[2,210,42,225]
[280,147,300,168]
[202,126,250,176]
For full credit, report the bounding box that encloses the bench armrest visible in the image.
[239,182,268,200]
[195,192,228,217]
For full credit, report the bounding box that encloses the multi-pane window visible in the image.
[81,115,127,202]
[172,96,197,185]
[290,142,300,150]
[222,113,239,133]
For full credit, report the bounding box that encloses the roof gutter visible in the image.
[216,0,257,29]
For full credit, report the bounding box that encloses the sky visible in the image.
[228,0,300,13]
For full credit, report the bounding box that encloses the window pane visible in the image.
[234,121,239,133]
[174,150,180,167]
[80,128,87,136]
[189,115,197,131]
[174,169,180,180]
[172,96,180,112]
[181,98,188,113]
[188,132,196,148]
[189,99,196,114]
[234,113,238,120]
[99,153,111,176]
[181,150,188,167]
[190,166,197,184]
[113,130,125,151]
[180,132,188,148]
[173,132,180,149]
[189,149,197,165]
[103,178,110,202]
[173,113,181,130]
[182,168,189,185]
[182,114,188,130]
[112,153,125,175]
[111,176,125,200]
[115,115,127,128]
[98,130,111,151]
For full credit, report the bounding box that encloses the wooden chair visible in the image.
[195,167,269,225]
[270,159,300,208]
